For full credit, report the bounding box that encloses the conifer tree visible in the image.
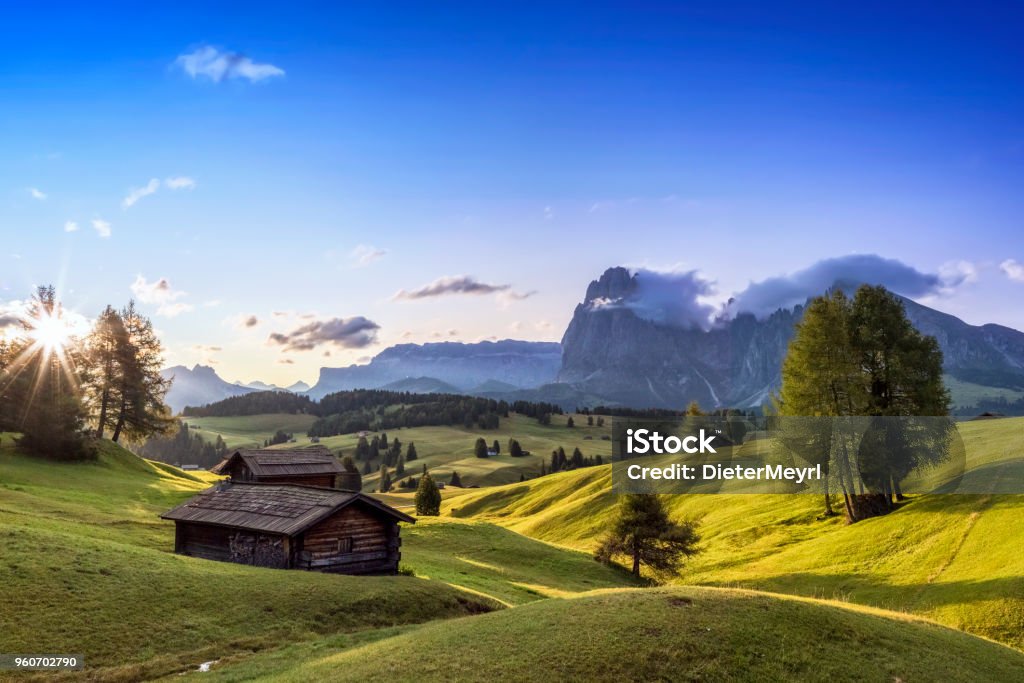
[415,473,441,516]
[595,494,700,577]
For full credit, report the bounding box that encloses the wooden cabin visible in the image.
[209,446,357,489]
[161,481,414,574]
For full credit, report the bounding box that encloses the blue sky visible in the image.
[1,2,1022,385]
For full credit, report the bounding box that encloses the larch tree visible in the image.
[110,301,172,443]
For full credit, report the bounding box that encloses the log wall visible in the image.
[297,504,401,574]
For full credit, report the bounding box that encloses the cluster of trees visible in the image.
[777,285,953,522]
[138,421,230,469]
[308,392,517,436]
[0,286,171,460]
[183,391,315,417]
[952,395,1024,417]
[544,446,603,474]
[265,430,292,446]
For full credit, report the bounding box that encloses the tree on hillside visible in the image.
[777,286,953,521]
[449,470,462,487]
[356,436,370,460]
[395,454,405,477]
[595,495,700,578]
[379,466,392,493]
[508,439,523,457]
[341,455,362,491]
[0,286,94,459]
[474,437,489,458]
[109,302,172,443]
[566,416,575,428]
[415,473,441,516]
[587,415,594,426]
[83,305,129,439]
[492,439,500,456]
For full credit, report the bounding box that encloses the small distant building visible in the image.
[161,481,414,574]
[210,446,358,490]
[180,464,200,471]
[486,449,498,456]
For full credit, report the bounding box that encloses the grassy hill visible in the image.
[0,436,633,681]
[442,417,1024,649]
[187,412,612,489]
[178,587,1024,682]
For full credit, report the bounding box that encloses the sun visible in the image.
[30,311,73,353]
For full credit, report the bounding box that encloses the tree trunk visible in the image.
[111,395,127,443]
[632,539,641,577]
[823,476,834,516]
[96,388,109,439]
[893,477,904,502]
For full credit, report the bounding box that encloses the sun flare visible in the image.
[30,312,73,353]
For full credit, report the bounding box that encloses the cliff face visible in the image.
[557,268,1024,409]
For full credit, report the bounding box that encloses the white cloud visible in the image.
[350,244,387,267]
[91,219,112,238]
[64,221,79,233]
[130,275,193,317]
[940,260,978,286]
[122,178,160,209]
[165,176,196,190]
[174,46,284,83]
[1001,259,1024,283]
[29,187,47,200]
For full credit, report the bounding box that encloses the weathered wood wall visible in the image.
[297,504,401,574]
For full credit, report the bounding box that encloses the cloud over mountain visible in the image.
[394,275,519,300]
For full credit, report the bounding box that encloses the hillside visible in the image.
[443,417,1024,649]
[0,437,636,680]
[188,587,1024,682]
[187,412,612,490]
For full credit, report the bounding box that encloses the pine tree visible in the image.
[567,416,575,428]
[449,470,462,487]
[492,439,500,455]
[379,466,392,493]
[474,437,489,458]
[595,495,700,577]
[415,474,441,516]
[396,454,405,477]
[83,305,129,438]
[110,302,172,443]
[406,441,418,461]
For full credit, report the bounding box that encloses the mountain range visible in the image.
[162,266,1024,413]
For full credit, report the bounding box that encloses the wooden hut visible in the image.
[161,481,413,574]
[210,446,355,489]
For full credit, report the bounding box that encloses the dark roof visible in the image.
[210,446,344,477]
[160,482,415,535]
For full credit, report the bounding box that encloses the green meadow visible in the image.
[187,412,612,489]
[2,415,1023,680]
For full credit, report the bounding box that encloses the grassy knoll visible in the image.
[0,435,637,681]
[185,587,1024,682]
[442,417,1024,649]
[184,413,318,449]
[189,412,612,489]
[400,517,639,606]
[0,438,493,680]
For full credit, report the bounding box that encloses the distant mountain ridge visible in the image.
[304,339,562,400]
[161,267,1024,414]
[556,267,1024,410]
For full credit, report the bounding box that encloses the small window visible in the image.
[336,537,353,554]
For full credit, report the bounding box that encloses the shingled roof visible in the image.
[160,482,415,535]
[209,446,345,477]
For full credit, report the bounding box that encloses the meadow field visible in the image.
[2,416,1023,680]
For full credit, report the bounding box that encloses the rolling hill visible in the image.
[178,587,1024,682]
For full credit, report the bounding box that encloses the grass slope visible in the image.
[443,417,1024,649]
[184,413,319,450]
[189,587,1024,682]
[0,436,634,680]
[189,412,612,489]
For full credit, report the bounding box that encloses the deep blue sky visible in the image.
[1,2,1022,383]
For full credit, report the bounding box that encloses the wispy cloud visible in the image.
[165,176,196,190]
[393,275,524,300]
[130,275,193,317]
[1001,259,1024,282]
[122,178,160,209]
[350,244,387,267]
[64,221,79,233]
[28,187,47,200]
[175,46,284,83]
[91,219,112,238]
[269,316,380,351]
